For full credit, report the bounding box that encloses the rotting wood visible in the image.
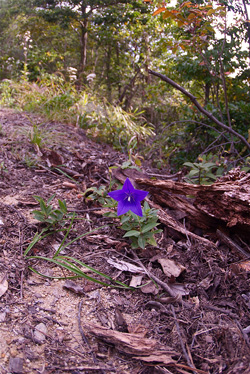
[135,170,250,228]
[85,322,179,361]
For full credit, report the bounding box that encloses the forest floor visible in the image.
[0,107,250,374]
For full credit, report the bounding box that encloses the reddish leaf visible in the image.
[153,7,166,16]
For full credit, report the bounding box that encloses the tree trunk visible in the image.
[106,45,112,103]
[242,0,250,65]
[77,18,88,85]
[204,82,210,105]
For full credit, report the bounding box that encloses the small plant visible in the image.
[32,194,74,228]
[82,178,120,208]
[24,154,38,168]
[183,157,219,185]
[29,124,43,147]
[83,185,110,206]
[120,202,162,249]
[120,159,142,172]
[0,162,8,177]
[24,215,131,289]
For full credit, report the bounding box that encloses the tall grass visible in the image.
[0,74,154,152]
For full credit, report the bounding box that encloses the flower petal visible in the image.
[122,178,135,194]
[129,201,143,217]
[117,200,132,216]
[133,190,148,202]
[108,190,126,202]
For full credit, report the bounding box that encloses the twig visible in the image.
[19,228,24,299]
[52,366,115,372]
[216,229,250,259]
[130,250,178,298]
[171,305,199,374]
[235,319,250,348]
[78,300,104,371]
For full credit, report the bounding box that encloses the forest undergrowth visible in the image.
[1,74,250,185]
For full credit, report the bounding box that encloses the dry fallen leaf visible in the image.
[168,283,189,297]
[158,258,186,278]
[0,273,8,298]
[62,181,78,190]
[140,281,159,295]
[230,260,250,275]
[107,258,145,274]
[63,280,85,295]
[129,275,143,288]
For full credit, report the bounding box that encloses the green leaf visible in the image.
[138,235,146,249]
[147,236,157,246]
[183,162,195,168]
[141,221,159,233]
[47,194,56,204]
[123,230,141,237]
[188,169,199,177]
[120,215,130,224]
[143,201,150,211]
[58,199,67,213]
[32,211,45,221]
[206,173,217,180]
[203,162,216,168]
[121,223,133,231]
[39,199,47,213]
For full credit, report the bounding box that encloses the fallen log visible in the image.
[111,167,250,248]
[135,168,250,229]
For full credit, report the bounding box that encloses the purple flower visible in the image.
[108,178,148,217]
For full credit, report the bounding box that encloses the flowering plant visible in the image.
[108,178,148,217]
[108,178,162,249]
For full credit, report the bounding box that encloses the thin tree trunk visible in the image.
[204,82,210,105]
[106,45,112,103]
[242,0,250,64]
[78,18,88,84]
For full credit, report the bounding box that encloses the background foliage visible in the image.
[0,0,250,174]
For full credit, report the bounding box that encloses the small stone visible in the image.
[9,357,23,373]
[33,323,47,344]
[10,347,18,357]
[0,311,7,322]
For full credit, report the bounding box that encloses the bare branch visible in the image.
[148,69,250,152]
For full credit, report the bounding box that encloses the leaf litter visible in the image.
[0,108,250,373]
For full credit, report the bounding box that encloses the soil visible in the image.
[0,107,250,374]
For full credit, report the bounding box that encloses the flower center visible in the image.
[126,193,134,202]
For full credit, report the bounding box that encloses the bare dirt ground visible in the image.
[0,107,250,374]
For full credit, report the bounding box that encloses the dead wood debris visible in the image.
[135,170,250,229]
